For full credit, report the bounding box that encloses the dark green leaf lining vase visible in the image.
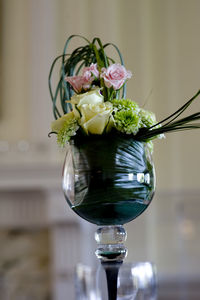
[62,134,155,263]
[62,134,155,226]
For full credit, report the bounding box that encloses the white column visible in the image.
[28,0,58,143]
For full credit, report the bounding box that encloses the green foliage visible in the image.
[135,90,200,141]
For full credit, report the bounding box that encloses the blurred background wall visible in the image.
[0,0,200,299]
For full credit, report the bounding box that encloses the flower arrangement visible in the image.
[48,35,200,264]
[49,35,200,150]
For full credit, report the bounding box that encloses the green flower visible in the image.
[112,98,141,134]
[51,111,80,146]
[139,108,165,140]
[112,99,139,112]
[114,110,140,134]
[139,109,157,128]
[57,116,79,147]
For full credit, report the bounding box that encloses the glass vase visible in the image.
[62,134,155,263]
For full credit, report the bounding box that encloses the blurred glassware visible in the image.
[75,262,157,300]
[128,262,157,300]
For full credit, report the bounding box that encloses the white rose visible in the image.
[71,88,104,118]
[79,102,113,135]
[51,111,75,132]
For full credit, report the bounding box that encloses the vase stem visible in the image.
[95,225,127,262]
[101,261,122,300]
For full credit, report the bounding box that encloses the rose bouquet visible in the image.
[49,35,200,150]
[48,35,200,261]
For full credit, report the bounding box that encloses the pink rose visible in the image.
[83,63,99,80]
[101,64,132,90]
[65,63,99,93]
[65,75,93,93]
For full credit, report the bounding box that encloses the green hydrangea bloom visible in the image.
[139,108,165,140]
[112,99,139,112]
[139,108,157,128]
[114,110,141,134]
[57,117,79,147]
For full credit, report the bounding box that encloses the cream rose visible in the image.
[51,111,75,132]
[79,102,113,135]
[71,88,104,118]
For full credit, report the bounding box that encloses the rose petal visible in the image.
[82,113,110,135]
[51,112,75,132]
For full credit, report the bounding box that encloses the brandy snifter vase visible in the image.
[62,134,155,264]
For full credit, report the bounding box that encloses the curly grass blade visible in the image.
[150,90,200,130]
[61,36,91,113]
[93,37,109,68]
[104,42,126,98]
[49,36,128,119]
[48,54,68,118]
